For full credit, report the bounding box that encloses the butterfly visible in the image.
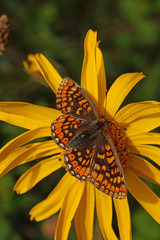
[51,78,127,199]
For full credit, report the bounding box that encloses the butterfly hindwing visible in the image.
[90,131,127,199]
[56,78,99,120]
[64,139,96,180]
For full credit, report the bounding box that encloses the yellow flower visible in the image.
[0,29,160,240]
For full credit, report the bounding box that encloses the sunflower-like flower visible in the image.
[0,30,160,240]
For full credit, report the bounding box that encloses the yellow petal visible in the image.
[30,173,72,221]
[107,72,145,118]
[115,101,160,126]
[54,179,85,240]
[81,30,98,105]
[128,132,160,145]
[96,189,117,240]
[125,168,160,223]
[0,140,59,176]
[96,46,107,114]
[129,145,160,166]
[113,197,132,240]
[0,127,50,161]
[75,182,95,240]
[129,155,160,185]
[35,54,62,94]
[14,155,62,194]
[0,102,61,130]
[126,115,160,136]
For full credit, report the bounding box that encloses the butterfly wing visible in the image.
[56,78,99,120]
[51,113,98,150]
[64,138,96,180]
[90,130,127,199]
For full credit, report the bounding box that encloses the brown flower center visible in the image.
[106,118,130,169]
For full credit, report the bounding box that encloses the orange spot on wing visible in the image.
[110,185,115,192]
[102,179,108,186]
[78,167,86,176]
[96,173,103,183]
[58,132,64,140]
[106,183,111,190]
[54,129,61,135]
[68,153,75,161]
[71,161,79,168]
[71,87,76,91]
[78,157,83,162]
[107,156,115,164]
[97,153,105,159]
[74,166,82,174]
[117,176,121,184]
[105,172,110,178]
[94,163,100,171]
[92,171,98,179]
[61,138,69,145]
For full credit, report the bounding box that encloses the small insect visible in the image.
[51,78,127,199]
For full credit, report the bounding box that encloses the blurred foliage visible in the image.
[0,0,160,239]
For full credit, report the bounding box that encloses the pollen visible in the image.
[105,118,130,169]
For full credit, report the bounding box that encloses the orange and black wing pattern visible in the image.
[90,132,127,199]
[56,78,99,120]
[64,140,96,180]
[51,114,89,150]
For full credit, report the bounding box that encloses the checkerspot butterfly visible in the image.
[51,78,127,199]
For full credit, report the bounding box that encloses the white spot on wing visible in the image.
[54,138,59,143]
[51,132,55,137]
[70,170,75,175]
[59,143,65,149]
[64,156,69,162]
[66,164,72,170]
[81,176,87,180]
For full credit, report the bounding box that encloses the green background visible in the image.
[0,0,160,239]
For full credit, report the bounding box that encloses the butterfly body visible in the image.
[51,78,127,199]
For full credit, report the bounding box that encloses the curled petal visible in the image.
[23,54,44,84]
[0,102,61,130]
[107,72,145,118]
[75,182,95,240]
[96,190,117,240]
[125,169,160,224]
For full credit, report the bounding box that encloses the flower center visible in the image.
[105,118,130,169]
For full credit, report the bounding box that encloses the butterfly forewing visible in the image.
[56,78,99,120]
